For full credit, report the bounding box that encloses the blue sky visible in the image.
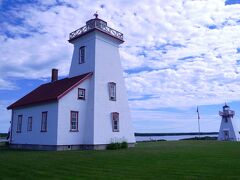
[1,0,240,133]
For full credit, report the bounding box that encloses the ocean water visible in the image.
[0,138,7,143]
[135,135,218,141]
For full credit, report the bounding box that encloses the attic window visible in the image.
[79,46,85,64]
[112,112,119,132]
[17,115,22,133]
[78,88,85,100]
[108,82,116,101]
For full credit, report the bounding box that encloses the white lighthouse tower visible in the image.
[218,103,240,141]
[68,13,135,147]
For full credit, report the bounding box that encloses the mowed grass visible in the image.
[1,141,240,179]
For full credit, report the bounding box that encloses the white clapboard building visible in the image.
[218,103,240,141]
[7,14,135,150]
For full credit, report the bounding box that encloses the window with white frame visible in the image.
[70,111,78,131]
[41,112,47,132]
[27,117,33,131]
[17,115,22,133]
[108,82,116,101]
[79,46,85,64]
[78,88,85,100]
[112,112,119,132]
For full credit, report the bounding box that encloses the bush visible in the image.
[106,142,119,150]
[106,141,128,150]
[121,141,128,149]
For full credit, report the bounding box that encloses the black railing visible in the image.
[219,110,235,117]
[69,19,123,41]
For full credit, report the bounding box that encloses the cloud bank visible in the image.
[1,0,240,132]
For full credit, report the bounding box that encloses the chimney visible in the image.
[51,69,58,82]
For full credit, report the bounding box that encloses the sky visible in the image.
[1,0,240,133]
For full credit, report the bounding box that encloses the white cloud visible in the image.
[0,78,17,90]
[1,0,240,132]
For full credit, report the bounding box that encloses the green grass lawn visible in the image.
[1,141,240,179]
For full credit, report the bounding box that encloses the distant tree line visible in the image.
[0,133,7,138]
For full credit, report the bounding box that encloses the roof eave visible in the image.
[7,99,58,110]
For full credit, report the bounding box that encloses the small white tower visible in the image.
[218,103,240,141]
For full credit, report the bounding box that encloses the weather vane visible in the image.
[94,11,98,18]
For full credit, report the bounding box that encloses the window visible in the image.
[41,112,47,132]
[17,115,22,133]
[78,88,85,100]
[225,118,228,123]
[27,117,33,131]
[79,46,85,64]
[70,111,78,131]
[111,112,119,132]
[108,82,116,101]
